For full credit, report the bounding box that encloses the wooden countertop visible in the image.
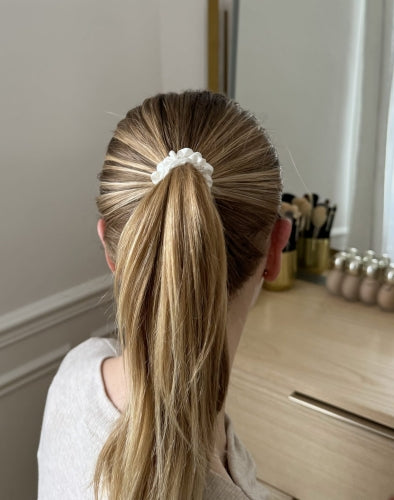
[233,279,394,428]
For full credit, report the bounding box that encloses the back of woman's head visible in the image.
[94,90,282,500]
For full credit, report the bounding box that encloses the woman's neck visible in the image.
[226,258,265,369]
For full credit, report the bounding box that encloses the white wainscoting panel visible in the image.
[0,274,115,500]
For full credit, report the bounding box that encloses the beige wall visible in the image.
[158,0,207,92]
[0,0,206,317]
[0,1,163,315]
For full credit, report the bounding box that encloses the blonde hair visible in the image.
[94,91,282,500]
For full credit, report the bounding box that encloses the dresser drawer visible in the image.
[227,369,394,500]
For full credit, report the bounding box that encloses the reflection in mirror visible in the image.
[230,0,393,256]
[206,4,394,500]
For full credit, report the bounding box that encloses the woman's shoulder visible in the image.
[58,336,119,373]
[37,337,120,498]
[43,336,121,434]
[47,337,114,397]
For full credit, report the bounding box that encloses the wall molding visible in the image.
[331,226,348,238]
[0,344,70,398]
[0,274,113,349]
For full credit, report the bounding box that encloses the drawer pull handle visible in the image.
[288,391,394,441]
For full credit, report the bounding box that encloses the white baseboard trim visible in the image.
[0,344,70,397]
[0,274,113,349]
[331,226,348,238]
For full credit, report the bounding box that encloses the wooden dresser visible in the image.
[226,279,394,500]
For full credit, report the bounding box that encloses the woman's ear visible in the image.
[97,219,115,273]
[264,218,292,282]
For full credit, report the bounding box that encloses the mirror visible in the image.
[207,5,394,500]
[235,0,362,250]
[210,0,389,253]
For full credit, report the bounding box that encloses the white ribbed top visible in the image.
[37,337,270,500]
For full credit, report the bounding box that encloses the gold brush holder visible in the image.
[264,250,296,291]
[303,238,330,274]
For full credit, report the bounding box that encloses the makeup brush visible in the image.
[312,204,328,239]
[288,204,300,220]
[289,204,301,240]
[280,202,293,217]
[305,194,321,236]
[282,193,296,204]
[304,193,319,208]
[292,197,312,235]
[292,197,312,214]
[282,212,297,252]
[324,204,337,238]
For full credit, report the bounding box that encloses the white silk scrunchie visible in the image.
[151,148,214,189]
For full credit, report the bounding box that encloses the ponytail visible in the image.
[94,164,229,499]
[95,90,282,499]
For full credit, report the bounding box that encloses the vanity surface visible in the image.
[226,279,394,500]
[235,279,394,428]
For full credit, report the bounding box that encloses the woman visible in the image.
[37,90,290,500]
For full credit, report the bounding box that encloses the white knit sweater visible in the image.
[37,337,270,499]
